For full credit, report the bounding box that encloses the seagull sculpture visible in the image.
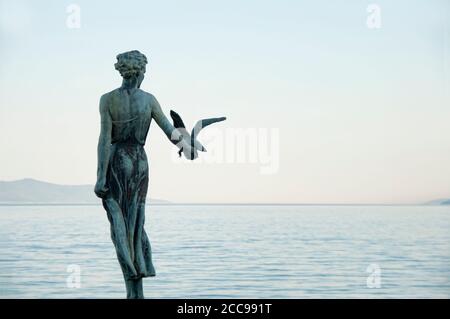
[170,110,226,160]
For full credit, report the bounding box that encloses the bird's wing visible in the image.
[192,139,207,152]
[191,117,227,140]
[170,110,186,128]
[170,109,191,143]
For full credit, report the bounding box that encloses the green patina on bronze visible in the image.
[94,50,225,299]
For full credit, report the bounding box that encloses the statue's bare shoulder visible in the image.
[99,89,117,109]
[142,91,157,105]
[99,88,153,117]
[140,91,162,115]
[98,91,113,115]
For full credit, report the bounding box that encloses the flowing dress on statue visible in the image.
[102,113,156,279]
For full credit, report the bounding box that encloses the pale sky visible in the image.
[0,0,449,204]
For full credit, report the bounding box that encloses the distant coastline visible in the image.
[0,178,169,205]
[0,178,449,206]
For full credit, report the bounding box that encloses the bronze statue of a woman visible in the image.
[94,50,197,299]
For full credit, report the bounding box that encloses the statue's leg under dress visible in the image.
[102,144,155,299]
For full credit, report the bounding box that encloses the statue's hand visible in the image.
[94,178,109,199]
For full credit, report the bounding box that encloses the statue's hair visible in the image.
[114,50,148,78]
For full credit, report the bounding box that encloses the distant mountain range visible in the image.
[0,178,170,205]
[0,178,449,206]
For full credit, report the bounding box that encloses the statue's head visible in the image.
[115,50,148,87]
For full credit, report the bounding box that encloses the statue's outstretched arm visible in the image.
[95,94,112,198]
[150,95,194,159]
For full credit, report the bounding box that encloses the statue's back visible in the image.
[106,88,152,146]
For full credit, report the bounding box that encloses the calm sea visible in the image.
[0,205,449,298]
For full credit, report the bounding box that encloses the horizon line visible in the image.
[1,178,448,207]
[0,202,446,207]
